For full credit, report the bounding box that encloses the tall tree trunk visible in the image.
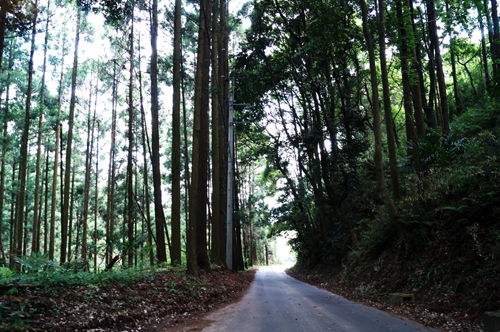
[43,146,49,254]
[127,5,135,266]
[491,0,500,74]
[218,0,228,267]
[94,122,100,271]
[360,0,404,232]
[233,162,244,271]
[68,166,75,260]
[171,0,182,266]
[15,0,38,266]
[49,36,66,261]
[198,0,212,272]
[397,0,421,172]
[405,0,425,136]
[478,9,491,86]
[427,0,449,134]
[10,157,16,266]
[181,44,191,263]
[150,0,168,263]
[377,0,400,201]
[211,0,222,265]
[106,61,118,264]
[82,75,97,263]
[32,0,51,254]
[445,1,461,118]
[188,0,212,276]
[138,37,154,266]
[61,7,81,263]
[0,45,13,261]
[0,2,7,70]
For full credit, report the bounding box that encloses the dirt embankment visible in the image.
[0,266,256,331]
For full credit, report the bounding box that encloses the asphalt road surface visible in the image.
[202,265,437,332]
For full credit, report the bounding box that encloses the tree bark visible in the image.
[427,0,449,134]
[478,8,491,86]
[61,7,81,263]
[218,0,228,267]
[491,0,500,74]
[397,0,421,172]
[171,0,182,266]
[211,0,222,265]
[150,0,168,263]
[377,0,400,201]
[138,36,154,266]
[32,0,50,254]
[106,60,118,264]
[360,0,404,232]
[49,33,66,261]
[14,0,38,267]
[82,72,97,263]
[127,5,135,266]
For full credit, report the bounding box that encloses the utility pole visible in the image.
[226,77,252,270]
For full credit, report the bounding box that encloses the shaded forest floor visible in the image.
[0,266,255,331]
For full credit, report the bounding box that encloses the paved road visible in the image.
[202,265,437,332]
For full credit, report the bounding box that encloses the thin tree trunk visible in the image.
[138,36,154,266]
[68,167,75,260]
[82,73,97,263]
[405,0,425,136]
[106,61,118,264]
[377,0,400,200]
[0,47,13,261]
[445,0,461,118]
[127,5,135,266]
[61,7,81,263]
[0,1,7,70]
[218,0,228,266]
[211,0,222,265]
[32,0,51,254]
[15,0,38,266]
[491,0,500,74]
[50,34,66,261]
[43,147,49,254]
[171,0,182,265]
[360,0,404,232]
[181,41,191,260]
[478,10,491,86]
[397,0,421,172]
[94,122,100,271]
[10,158,17,266]
[427,0,449,134]
[150,0,168,264]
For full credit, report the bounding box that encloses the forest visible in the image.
[0,0,499,330]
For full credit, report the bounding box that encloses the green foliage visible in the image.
[0,268,14,284]
[419,130,469,167]
[451,104,500,138]
[15,261,160,287]
[15,252,57,274]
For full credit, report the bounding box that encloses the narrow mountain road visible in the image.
[202,265,438,332]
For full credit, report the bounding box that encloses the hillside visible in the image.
[288,106,500,332]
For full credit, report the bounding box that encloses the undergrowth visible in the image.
[298,103,500,313]
[0,253,173,287]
